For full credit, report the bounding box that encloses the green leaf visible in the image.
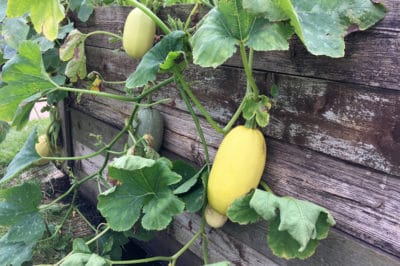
[172,160,199,194]
[95,230,129,259]
[126,31,187,89]
[0,182,43,226]
[243,0,287,21]
[77,0,94,22]
[191,2,293,68]
[227,192,260,225]
[0,234,35,266]
[0,41,55,122]
[267,215,319,259]
[61,253,110,266]
[249,189,335,259]
[2,18,29,50]
[6,213,45,243]
[30,0,65,41]
[277,0,387,57]
[190,9,237,68]
[98,155,184,231]
[11,93,42,130]
[0,0,7,21]
[6,0,31,17]
[242,95,272,127]
[72,238,91,254]
[172,161,206,212]
[141,191,185,230]
[7,0,65,41]
[0,120,10,143]
[1,129,41,183]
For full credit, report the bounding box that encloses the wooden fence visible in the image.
[60,3,400,265]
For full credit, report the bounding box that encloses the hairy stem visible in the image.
[175,72,210,169]
[240,42,258,97]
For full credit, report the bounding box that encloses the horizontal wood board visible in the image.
[68,107,400,265]
[65,3,400,263]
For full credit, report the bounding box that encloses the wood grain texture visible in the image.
[66,96,400,258]
[80,46,400,176]
[68,108,400,264]
[73,4,400,90]
[64,3,400,263]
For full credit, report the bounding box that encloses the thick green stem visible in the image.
[85,30,122,41]
[222,98,246,133]
[125,0,171,35]
[175,73,210,169]
[108,256,172,265]
[240,42,258,97]
[176,74,224,135]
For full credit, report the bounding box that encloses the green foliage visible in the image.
[126,31,188,88]
[6,0,65,41]
[192,0,386,67]
[0,183,44,266]
[0,121,10,144]
[2,18,29,50]
[226,192,259,225]
[250,189,335,259]
[191,0,293,67]
[70,0,95,22]
[97,155,185,231]
[242,95,272,127]
[1,129,41,183]
[0,41,55,122]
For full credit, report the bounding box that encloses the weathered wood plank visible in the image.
[74,4,400,90]
[80,45,400,176]
[68,111,400,264]
[67,99,400,258]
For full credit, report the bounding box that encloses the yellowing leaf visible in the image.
[30,0,65,41]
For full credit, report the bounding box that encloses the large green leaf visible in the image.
[1,129,41,183]
[2,18,29,50]
[0,182,43,227]
[7,0,65,41]
[0,183,44,265]
[275,0,387,57]
[249,189,335,259]
[0,41,55,122]
[191,0,293,67]
[0,234,35,266]
[97,155,184,231]
[126,31,188,88]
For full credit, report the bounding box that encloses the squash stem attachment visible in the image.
[125,0,171,35]
[260,180,274,193]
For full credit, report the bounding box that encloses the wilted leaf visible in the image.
[242,95,272,127]
[249,189,335,259]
